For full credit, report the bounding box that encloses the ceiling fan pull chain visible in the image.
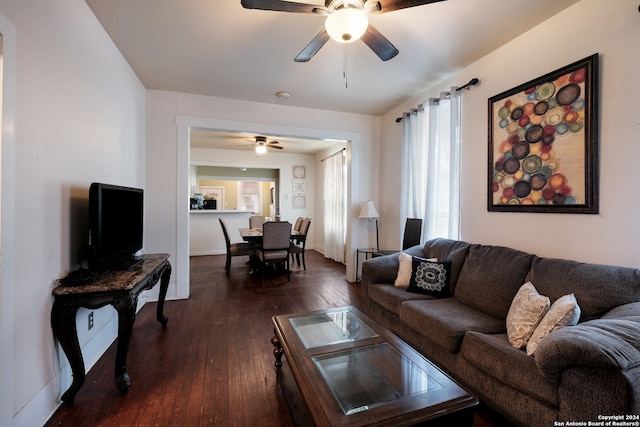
[343,44,348,89]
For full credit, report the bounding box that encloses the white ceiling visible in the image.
[189,129,342,154]
[85,0,580,152]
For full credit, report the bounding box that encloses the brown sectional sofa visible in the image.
[361,238,640,426]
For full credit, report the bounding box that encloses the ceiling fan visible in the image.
[249,136,283,154]
[240,0,446,62]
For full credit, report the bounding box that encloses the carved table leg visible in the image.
[271,334,283,369]
[51,299,84,404]
[156,261,171,326]
[114,294,136,394]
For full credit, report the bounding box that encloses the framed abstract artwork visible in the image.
[488,54,599,213]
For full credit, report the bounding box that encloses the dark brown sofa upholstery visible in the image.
[361,238,640,426]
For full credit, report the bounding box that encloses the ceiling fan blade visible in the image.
[268,145,284,150]
[267,141,281,145]
[294,28,331,62]
[360,25,398,61]
[374,0,446,13]
[241,0,319,13]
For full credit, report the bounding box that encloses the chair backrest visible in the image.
[262,221,292,250]
[219,218,231,250]
[293,217,304,231]
[402,218,423,250]
[249,215,267,228]
[299,218,311,235]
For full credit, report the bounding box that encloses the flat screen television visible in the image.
[88,182,144,271]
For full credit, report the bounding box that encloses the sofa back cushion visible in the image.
[421,238,471,293]
[525,257,640,321]
[454,244,535,318]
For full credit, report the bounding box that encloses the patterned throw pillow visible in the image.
[395,253,437,287]
[526,294,580,355]
[406,258,452,297]
[506,282,550,349]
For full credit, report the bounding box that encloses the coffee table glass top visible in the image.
[313,342,443,415]
[289,308,378,349]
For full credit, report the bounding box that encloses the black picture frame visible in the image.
[488,53,599,213]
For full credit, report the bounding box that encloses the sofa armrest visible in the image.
[361,246,424,300]
[362,246,425,283]
[535,317,640,380]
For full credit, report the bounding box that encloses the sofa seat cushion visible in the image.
[368,284,434,315]
[461,331,558,407]
[400,299,505,353]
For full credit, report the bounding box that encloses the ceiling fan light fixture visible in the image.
[255,144,267,154]
[325,8,368,43]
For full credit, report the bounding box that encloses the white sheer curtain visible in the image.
[400,88,461,241]
[323,149,346,262]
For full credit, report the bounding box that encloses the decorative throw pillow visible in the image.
[394,252,413,287]
[406,258,451,297]
[506,282,550,349]
[394,253,436,287]
[526,294,580,356]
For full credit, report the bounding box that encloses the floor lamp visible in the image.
[359,200,379,250]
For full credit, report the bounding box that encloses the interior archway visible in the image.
[174,116,358,299]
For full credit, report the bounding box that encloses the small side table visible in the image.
[355,248,377,282]
[51,253,171,404]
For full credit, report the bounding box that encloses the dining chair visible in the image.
[257,221,292,284]
[290,218,311,270]
[219,218,255,275]
[249,215,267,229]
[373,218,423,257]
[292,216,304,232]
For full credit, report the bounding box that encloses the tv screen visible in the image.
[88,182,144,271]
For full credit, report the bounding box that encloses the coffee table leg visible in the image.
[271,334,283,369]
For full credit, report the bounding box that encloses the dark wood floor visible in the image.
[46,251,512,426]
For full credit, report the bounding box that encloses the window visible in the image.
[400,90,461,240]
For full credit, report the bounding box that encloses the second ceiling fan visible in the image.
[252,136,283,154]
[241,0,446,62]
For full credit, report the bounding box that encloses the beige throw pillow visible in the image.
[526,294,580,355]
[394,253,436,287]
[506,282,550,349]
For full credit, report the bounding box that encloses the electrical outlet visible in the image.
[88,312,94,330]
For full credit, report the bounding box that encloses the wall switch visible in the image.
[88,312,94,330]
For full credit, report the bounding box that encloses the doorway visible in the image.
[174,117,359,299]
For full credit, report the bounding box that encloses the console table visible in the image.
[51,253,171,404]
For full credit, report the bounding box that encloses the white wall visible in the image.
[145,90,382,298]
[380,0,640,268]
[0,1,146,426]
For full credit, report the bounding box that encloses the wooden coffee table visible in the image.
[271,306,478,426]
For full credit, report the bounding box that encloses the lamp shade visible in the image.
[359,200,379,219]
[325,8,368,43]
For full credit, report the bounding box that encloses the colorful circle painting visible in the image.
[491,65,589,207]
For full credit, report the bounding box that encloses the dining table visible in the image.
[239,227,303,275]
[238,227,302,244]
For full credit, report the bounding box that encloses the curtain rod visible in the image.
[321,147,346,162]
[395,78,480,123]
